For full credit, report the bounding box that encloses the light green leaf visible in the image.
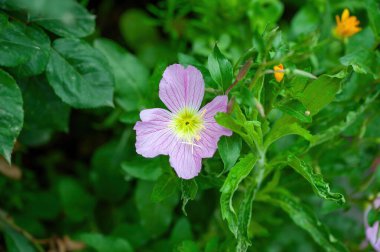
[151,172,179,202]
[299,74,342,116]
[0,69,23,163]
[220,153,258,236]
[79,233,133,252]
[311,90,379,147]
[122,158,162,181]
[46,38,114,108]
[94,38,149,111]
[277,100,312,123]
[181,179,198,215]
[287,155,345,205]
[208,44,233,91]
[218,134,242,173]
[177,240,200,252]
[259,189,348,252]
[291,5,320,36]
[366,0,380,37]
[264,116,312,150]
[170,218,193,246]
[340,49,380,78]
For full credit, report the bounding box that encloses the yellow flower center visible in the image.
[171,108,205,142]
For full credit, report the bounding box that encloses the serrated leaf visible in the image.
[0,69,23,163]
[94,38,149,111]
[46,38,114,108]
[277,99,312,123]
[8,22,50,77]
[287,155,345,205]
[259,189,348,252]
[299,74,342,116]
[0,13,39,67]
[218,134,242,174]
[264,116,312,149]
[220,153,258,236]
[208,44,233,91]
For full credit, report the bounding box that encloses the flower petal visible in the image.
[159,64,205,113]
[169,143,202,179]
[196,95,232,158]
[134,108,177,158]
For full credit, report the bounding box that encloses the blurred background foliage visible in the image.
[0,0,379,251]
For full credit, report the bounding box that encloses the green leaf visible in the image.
[264,116,312,150]
[94,38,149,111]
[46,38,114,108]
[177,240,200,252]
[0,69,23,163]
[122,158,162,181]
[287,155,345,205]
[91,140,129,202]
[151,172,179,202]
[79,233,133,252]
[0,13,40,67]
[291,5,320,36]
[18,76,70,133]
[58,177,95,222]
[220,153,258,236]
[299,74,342,116]
[366,0,380,37]
[236,159,265,251]
[367,208,380,226]
[8,23,50,77]
[135,181,177,237]
[218,134,242,173]
[208,44,233,91]
[28,0,95,38]
[311,90,379,147]
[181,179,198,215]
[340,49,380,78]
[1,224,37,252]
[277,100,312,123]
[170,218,193,246]
[259,189,348,252]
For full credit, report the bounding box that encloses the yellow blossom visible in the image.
[334,9,361,38]
[273,64,284,82]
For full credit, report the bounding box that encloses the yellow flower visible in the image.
[334,9,361,38]
[273,64,284,82]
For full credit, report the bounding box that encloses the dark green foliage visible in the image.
[0,0,379,252]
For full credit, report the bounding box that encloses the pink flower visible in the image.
[134,64,232,179]
[365,197,380,251]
